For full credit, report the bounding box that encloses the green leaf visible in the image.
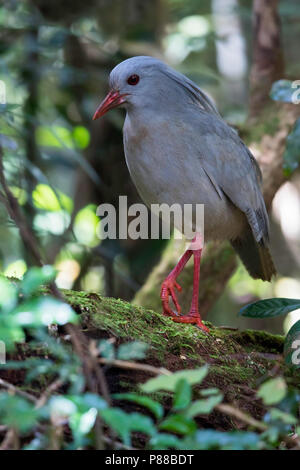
[99,409,156,446]
[284,319,300,368]
[32,183,73,213]
[12,296,78,327]
[173,379,191,411]
[141,366,208,393]
[239,298,300,318]
[268,408,298,425]
[127,412,156,437]
[98,339,115,360]
[117,341,148,360]
[0,393,41,432]
[73,204,99,247]
[113,393,163,420]
[283,118,300,175]
[67,393,107,412]
[186,394,223,417]
[149,433,182,450]
[270,80,294,103]
[257,377,287,405]
[21,266,56,296]
[159,414,196,435]
[0,321,24,349]
[72,126,90,149]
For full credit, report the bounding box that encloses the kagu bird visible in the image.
[93,56,276,332]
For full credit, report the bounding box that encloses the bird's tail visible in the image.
[231,228,276,281]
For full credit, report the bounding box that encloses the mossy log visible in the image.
[63,289,299,429]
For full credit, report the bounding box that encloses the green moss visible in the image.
[59,289,292,390]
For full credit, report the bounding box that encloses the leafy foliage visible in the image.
[239,297,300,367]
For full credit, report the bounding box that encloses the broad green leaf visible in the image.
[283,118,300,175]
[70,407,98,437]
[186,394,223,417]
[113,393,163,420]
[36,125,90,150]
[257,377,287,405]
[239,298,300,318]
[98,339,115,360]
[173,379,191,411]
[32,183,73,213]
[36,126,74,149]
[284,319,300,368]
[140,366,208,393]
[100,408,155,446]
[270,80,294,103]
[21,265,56,296]
[159,414,196,435]
[74,204,99,247]
[117,341,148,360]
[66,393,107,412]
[127,412,156,437]
[12,296,78,327]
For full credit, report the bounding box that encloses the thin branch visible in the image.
[0,378,37,403]
[98,357,172,376]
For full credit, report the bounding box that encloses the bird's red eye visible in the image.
[127,74,140,85]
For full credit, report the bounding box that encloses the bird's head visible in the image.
[93,56,219,120]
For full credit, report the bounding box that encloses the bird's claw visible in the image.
[172,314,210,333]
[160,277,182,316]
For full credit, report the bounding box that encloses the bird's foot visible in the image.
[160,276,182,317]
[172,312,210,333]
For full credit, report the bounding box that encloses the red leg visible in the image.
[160,234,209,332]
[160,248,193,317]
[172,248,209,332]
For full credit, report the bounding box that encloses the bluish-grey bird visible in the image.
[93,56,276,332]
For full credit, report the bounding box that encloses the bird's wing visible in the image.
[197,117,269,243]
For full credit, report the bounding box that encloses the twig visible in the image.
[102,435,136,450]
[0,378,37,403]
[216,403,267,431]
[0,428,19,450]
[98,357,172,376]
[216,403,300,449]
[35,379,63,408]
[0,148,43,266]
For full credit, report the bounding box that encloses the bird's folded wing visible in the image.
[198,123,269,243]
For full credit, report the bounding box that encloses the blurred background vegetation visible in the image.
[0,0,300,335]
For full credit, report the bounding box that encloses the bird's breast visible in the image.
[122,114,246,241]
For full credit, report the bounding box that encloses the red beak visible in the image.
[93,90,128,120]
